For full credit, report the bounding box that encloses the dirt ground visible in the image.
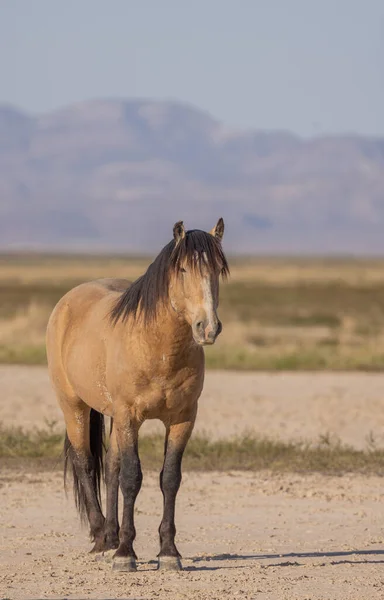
[2,366,384,599]
[2,469,384,600]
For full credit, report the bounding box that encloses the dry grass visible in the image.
[1,425,384,474]
[0,301,48,364]
[0,254,149,285]
[3,253,384,285]
[2,254,384,370]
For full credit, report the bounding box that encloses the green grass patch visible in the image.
[0,426,63,458]
[0,282,74,320]
[204,347,384,371]
[0,344,47,365]
[2,427,384,474]
[285,313,341,328]
[219,281,384,327]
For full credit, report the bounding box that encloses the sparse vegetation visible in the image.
[1,426,384,474]
[0,425,63,458]
[2,254,384,370]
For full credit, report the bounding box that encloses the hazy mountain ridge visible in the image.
[1,99,384,253]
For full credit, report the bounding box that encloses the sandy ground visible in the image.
[2,365,384,448]
[2,469,384,600]
[2,366,384,599]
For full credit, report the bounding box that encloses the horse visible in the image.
[46,218,229,572]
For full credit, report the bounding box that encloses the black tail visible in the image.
[64,409,105,524]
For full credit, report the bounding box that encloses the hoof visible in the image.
[158,556,182,571]
[90,541,106,554]
[95,549,115,563]
[112,556,137,572]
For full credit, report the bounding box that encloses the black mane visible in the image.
[110,229,229,325]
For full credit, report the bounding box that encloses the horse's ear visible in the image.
[173,220,186,244]
[210,217,224,242]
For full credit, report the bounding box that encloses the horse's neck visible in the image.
[126,304,194,357]
[156,306,193,353]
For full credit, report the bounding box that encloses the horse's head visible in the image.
[169,219,229,346]
[110,219,229,340]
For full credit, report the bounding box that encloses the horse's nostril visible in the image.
[196,321,204,331]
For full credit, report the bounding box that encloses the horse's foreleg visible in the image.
[158,417,196,571]
[103,419,120,551]
[112,418,142,572]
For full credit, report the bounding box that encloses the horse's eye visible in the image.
[180,268,187,273]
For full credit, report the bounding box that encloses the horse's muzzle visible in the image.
[193,319,222,345]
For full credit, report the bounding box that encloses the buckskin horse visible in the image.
[46,219,229,572]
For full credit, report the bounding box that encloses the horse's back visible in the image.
[47,278,129,330]
[93,278,131,293]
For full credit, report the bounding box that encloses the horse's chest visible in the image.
[134,369,203,419]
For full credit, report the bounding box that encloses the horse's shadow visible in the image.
[184,549,384,571]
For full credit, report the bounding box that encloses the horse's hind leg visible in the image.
[62,399,106,552]
[103,419,120,551]
[158,417,196,571]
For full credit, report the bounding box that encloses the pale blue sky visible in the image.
[1,0,383,136]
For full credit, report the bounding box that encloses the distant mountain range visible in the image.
[1,98,384,254]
